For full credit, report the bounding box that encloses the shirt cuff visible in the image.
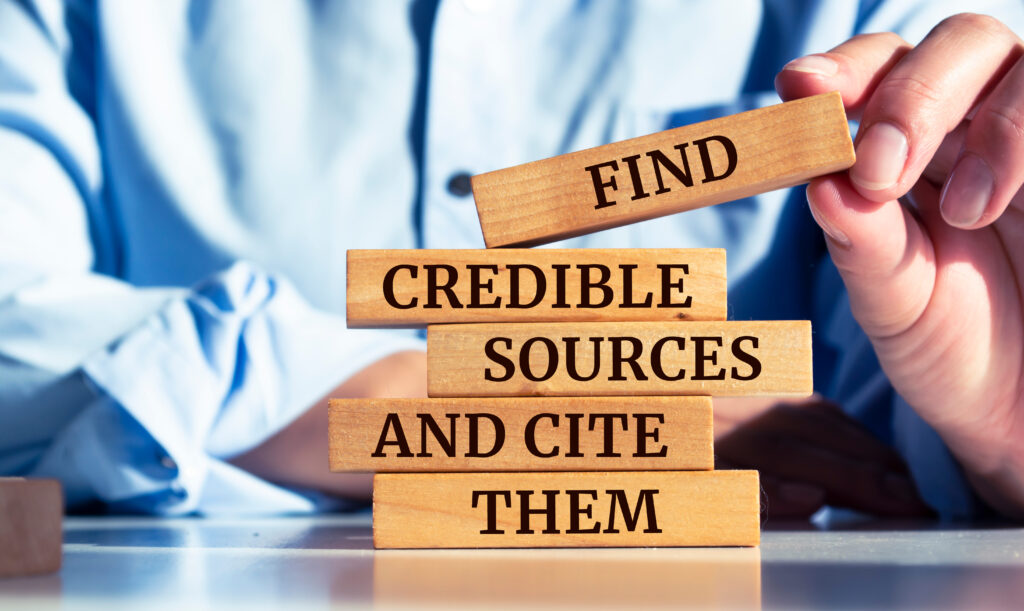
[37,261,422,514]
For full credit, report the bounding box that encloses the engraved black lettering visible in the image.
[694,135,737,183]
[731,335,762,380]
[371,413,413,458]
[382,264,418,309]
[424,264,462,309]
[651,336,686,381]
[647,143,694,194]
[657,264,692,308]
[605,489,662,534]
[589,413,628,458]
[577,264,613,309]
[634,414,668,458]
[484,337,515,382]
[467,264,501,309]
[517,490,561,534]
[585,160,620,209]
[565,336,602,381]
[620,154,650,201]
[567,490,601,534]
[520,337,559,382]
[692,336,727,381]
[508,264,545,309]
[609,336,648,381]
[466,413,505,458]
[417,413,459,458]
[619,264,653,308]
[525,413,559,458]
[473,490,511,534]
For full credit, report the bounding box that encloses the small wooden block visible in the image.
[427,321,812,397]
[328,396,713,472]
[0,478,62,578]
[472,92,854,247]
[346,248,726,327]
[373,470,760,548]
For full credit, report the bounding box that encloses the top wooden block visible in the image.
[472,92,854,248]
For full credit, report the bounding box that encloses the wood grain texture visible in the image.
[328,396,712,472]
[472,92,854,247]
[427,321,812,398]
[346,248,726,326]
[373,470,760,548]
[0,478,62,577]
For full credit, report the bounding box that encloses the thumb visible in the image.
[805,174,936,339]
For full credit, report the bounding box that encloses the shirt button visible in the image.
[446,172,473,198]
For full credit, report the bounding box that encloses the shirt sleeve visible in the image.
[0,0,424,515]
[22,262,423,515]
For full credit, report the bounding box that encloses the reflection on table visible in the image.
[0,514,1022,609]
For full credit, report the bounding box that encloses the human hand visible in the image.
[775,13,1024,517]
[230,350,427,500]
[716,400,932,520]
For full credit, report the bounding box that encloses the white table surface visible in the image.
[1,513,1022,610]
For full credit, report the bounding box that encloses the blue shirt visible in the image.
[1,0,1021,517]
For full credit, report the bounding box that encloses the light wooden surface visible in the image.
[328,396,713,472]
[472,92,854,247]
[373,470,760,548]
[427,321,812,397]
[0,478,62,578]
[346,248,726,326]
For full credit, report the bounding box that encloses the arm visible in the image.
[777,13,1024,518]
[230,350,427,501]
[0,0,423,514]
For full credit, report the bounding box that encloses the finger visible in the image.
[760,474,826,520]
[757,402,908,471]
[731,431,931,517]
[806,174,937,339]
[923,122,967,186]
[776,32,911,117]
[850,14,1023,202]
[940,54,1024,228]
[716,402,906,475]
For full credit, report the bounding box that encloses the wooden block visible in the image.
[427,321,812,397]
[328,396,713,472]
[346,248,726,327]
[0,478,62,578]
[373,547,761,607]
[472,92,854,247]
[373,470,760,548]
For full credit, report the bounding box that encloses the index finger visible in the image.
[848,14,1022,201]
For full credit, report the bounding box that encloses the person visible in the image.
[1,0,1022,520]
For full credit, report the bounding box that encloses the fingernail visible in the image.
[783,55,839,77]
[882,473,919,503]
[851,122,908,191]
[940,153,993,228]
[807,194,852,248]
[779,482,826,505]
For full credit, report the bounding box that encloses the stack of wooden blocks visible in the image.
[330,92,855,549]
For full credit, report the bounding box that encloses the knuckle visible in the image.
[936,13,1009,40]
[875,73,944,108]
[980,104,1024,143]
[871,74,947,135]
